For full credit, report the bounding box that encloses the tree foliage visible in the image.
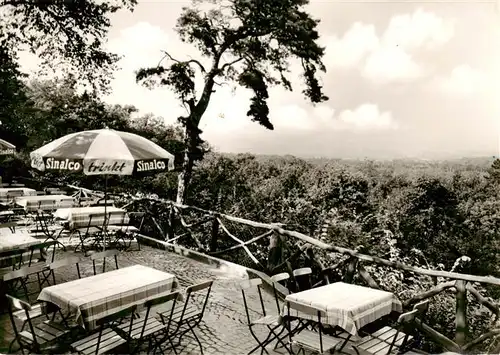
[0,0,136,92]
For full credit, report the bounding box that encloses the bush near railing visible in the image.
[115,194,500,354]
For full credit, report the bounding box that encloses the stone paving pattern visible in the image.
[0,244,294,355]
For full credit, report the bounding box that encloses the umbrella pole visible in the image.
[104,175,107,251]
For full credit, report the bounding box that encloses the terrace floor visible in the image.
[0,243,307,354]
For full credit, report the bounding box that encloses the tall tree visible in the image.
[0,46,34,148]
[136,0,329,204]
[0,0,136,92]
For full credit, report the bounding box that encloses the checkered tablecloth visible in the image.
[0,232,42,253]
[0,188,36,204]
[283,282,403,335]
[15,195,75,212]
[53,206,128,229]
[38,265,178,330]
[0,232,44,267]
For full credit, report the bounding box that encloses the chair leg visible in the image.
[187,321,204,354]
[248,326,272,355]
[271,325,291,353]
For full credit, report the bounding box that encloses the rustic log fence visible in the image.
[120,196,500,354]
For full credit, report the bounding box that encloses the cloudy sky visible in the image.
[21,0,500,159]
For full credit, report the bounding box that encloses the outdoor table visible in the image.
[38,264,178,330]
[0,188,36,204]
[0,232,44,267]
[284,282,403,336]
[15,195,75,212]
[53,206,128,229]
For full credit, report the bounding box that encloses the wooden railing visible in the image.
[120,197,500,354]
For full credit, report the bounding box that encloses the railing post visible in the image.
[209,216,219,252]
[167,203,175,241]
[455,280,468,346]
[267,231,283,273]
[344,257,358,284]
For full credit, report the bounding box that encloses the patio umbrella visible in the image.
[0,138,16,155]
[29,128,175,250]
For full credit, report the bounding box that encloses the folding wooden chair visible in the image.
[270,273,291,314]
[70,304,137,355]
[292,267,313,292]
[34,210,66,251]
[70,212,107,252]
[3,263,52,303]
[48,256,83,285]
[120,291,182,354]
[6,294,70,354]
[353,300,430,355]
[286,299,342,355]
[108,212,144,251]
[157,280,213,354]
[90,249,119,275]
[239,278,290,355]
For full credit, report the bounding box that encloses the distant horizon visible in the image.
[215,149,498,162]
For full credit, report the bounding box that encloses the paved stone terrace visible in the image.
[0,244,293,355]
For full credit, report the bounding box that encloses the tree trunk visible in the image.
[175,152,192,204]
[175,118,201,204]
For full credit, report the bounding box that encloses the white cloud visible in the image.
[324,9,455,83]
[322,23,378,69]
[333,104,398,130]
[362,46,423,83]
[434,65,491,96]
[381,9,455,50]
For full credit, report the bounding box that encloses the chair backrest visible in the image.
[93,304,137,354]
[49,256,82,270]
[239,278,269,325]
[3,263,47,282]
[91,249,119,275]
[49,256,82,281]
[293,267,312,291]
[270,272,290,283]
[6,294,31,312]
[5,294,38,348]
[286,299,328,352]
[184,280,213,320]
[88,212,110,229]
[270,273,290,313]
[239,278,262,290]
[292,267,312,277]
[90,249,119,260]
[96,304,137,327]
[143,291,181,336]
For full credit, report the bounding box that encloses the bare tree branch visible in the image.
[220,57,244,72]
[160,50,206,73]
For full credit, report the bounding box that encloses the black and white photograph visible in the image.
[0,0,499,354]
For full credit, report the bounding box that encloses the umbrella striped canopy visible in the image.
[0,138,16,155]
[30,128,175,175]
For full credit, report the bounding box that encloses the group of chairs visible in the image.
[69,211,145,253]
[4,248,214,355]
[240,267,430,355]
